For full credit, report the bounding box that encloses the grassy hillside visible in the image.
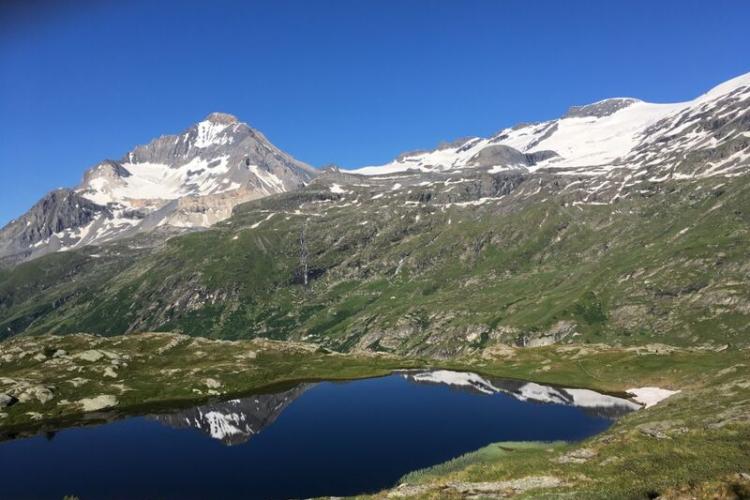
[1,172,748,354]
[369,343,750,499]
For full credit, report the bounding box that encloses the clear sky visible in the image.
[1,0,749,225]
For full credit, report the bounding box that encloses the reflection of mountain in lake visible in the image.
[151,384,311,445]
[404,370,641,418]
[152,371,637,446]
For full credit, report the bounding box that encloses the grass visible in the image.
[363,344,750,499]
[400,441,565,484]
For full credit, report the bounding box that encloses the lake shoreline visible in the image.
[1,332,748,498]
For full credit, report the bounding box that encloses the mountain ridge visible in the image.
[0,113,317,263]
[0,72,748,354]
[354,71,750,178]
[3,72,749,264]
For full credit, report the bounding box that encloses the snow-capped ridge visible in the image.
[563,97,642,119]
[353,70,750,178]
[692,71,750,104]
[3,71,749,263]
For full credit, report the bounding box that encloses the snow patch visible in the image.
[80,155,234,206]
[194,120,232,148]
[250,213,275,229]
[329,183,347,194]
[626,387,680,408]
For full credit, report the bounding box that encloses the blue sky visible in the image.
[1,0,749,225]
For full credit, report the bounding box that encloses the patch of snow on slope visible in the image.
[523,103,683,169]
[329,183,347,194]
[80,155,234,205]
[194,120,233,148]
[626,387,680,408]
[250,213,275,229]
[353,138,490,176]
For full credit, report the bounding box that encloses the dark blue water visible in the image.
[0,372,634,499]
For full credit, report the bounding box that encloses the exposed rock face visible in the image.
[151,384,309,445]
[0,393,17,409]
[74,350,105,363]
[0,113,318,262]
[0,189,109,261]
[467,144,558,169]
[81,160,131,185]
[16,385,54,405]
[563,97,641,118]
[78,394,118,412]
[520,320,578,347]
[0,379,56,406]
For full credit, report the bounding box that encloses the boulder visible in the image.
[0,393,17,409]
[16,385,54,404]
[204,378,222,389]
[78,395,118,412]
[75,350,105,362]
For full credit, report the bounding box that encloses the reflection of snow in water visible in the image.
[202,411,253,441]
[411,370,501,394]
[406,370,661,412]
[563,388,641,410]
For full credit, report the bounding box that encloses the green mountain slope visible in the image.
[2,169,748,355]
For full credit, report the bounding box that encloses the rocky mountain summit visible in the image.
[0,113,317,263]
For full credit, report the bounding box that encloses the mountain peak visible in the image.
[0,109,317,262]
[204,112,239,125]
